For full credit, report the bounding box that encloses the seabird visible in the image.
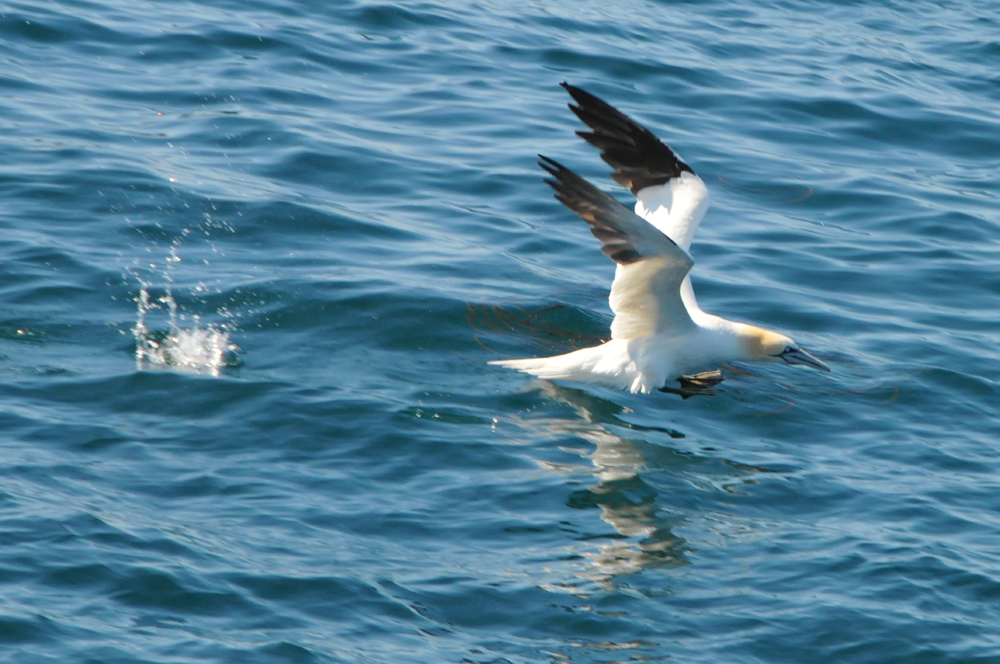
[490,83,829,395]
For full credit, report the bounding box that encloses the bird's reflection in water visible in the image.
[568,474,688,579]
[508,380,763,588]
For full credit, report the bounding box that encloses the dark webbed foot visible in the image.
[659,370,725,399]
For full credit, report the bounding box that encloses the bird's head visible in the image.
[741,327,830,372]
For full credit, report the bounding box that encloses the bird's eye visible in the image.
[784,346,794,354]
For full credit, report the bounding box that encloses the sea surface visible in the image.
[1,1,999,662]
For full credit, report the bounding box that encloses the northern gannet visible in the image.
[490,83,829,395]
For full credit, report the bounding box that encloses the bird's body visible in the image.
[490,84,828,394]
[494,305,786,394]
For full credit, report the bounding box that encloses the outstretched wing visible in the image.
[562,83,710,252]
[539,156,696,339]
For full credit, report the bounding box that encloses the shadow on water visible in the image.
[466,301,607,354]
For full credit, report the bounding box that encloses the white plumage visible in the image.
[490,84,829,395]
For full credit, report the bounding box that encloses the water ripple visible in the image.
[1,0,1000,662]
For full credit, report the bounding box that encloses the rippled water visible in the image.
[2,1,999,662]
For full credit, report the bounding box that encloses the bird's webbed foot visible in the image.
[659,370,725,399]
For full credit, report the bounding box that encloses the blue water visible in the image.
[2,1,999,662]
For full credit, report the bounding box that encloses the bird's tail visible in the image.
[488,341,630,388]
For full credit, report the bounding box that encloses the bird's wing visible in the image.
[562,83,710,252]
[539,156,696,339]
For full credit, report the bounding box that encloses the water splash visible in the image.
[131,247,236,376]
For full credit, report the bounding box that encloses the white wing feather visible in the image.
[538,157,696,340]
[634,172,711,318]
[634,171,710,252]
[608,258,695,339]
[561,84,713,317]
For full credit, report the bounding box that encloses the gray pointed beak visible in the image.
[781,347,831,372]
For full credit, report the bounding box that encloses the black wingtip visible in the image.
[556,82,695,194]
[537,156,569,198]
[537,155,587,199]
[537,154,560,168]
[561,82,614,107]
[537,154,570,180]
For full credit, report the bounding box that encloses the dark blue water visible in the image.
[2,1,999,662]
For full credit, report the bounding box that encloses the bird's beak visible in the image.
[781,347,831,372]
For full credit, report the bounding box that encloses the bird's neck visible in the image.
[696,317,780,363]
[732,321,787,360]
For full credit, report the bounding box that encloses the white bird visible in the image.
[490,83,829,396]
